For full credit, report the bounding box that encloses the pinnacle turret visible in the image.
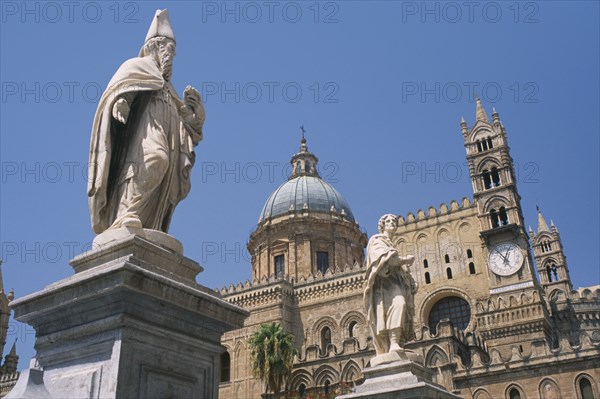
[460,116,468,136]
[492,107,501,127]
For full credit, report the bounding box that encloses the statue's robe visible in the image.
[88,56,201,234]
[364,234,415,354]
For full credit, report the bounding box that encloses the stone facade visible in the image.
[218,102,600,399]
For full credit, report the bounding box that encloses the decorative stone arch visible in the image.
[548,289,566,303]
[505,383,527,399]
[574,373,597,399]
[340,311,365,339]
[473,388,492,399]
[538,377,562,399]
[457,221,473,239]
[413,233,432,267]
[435,228,451,246]
[468,124,494,143]
[233,340,247,380]
[535,232,553,242]
[580,289,592,299]
[314,364,339,386]
[419,288,475,334]
[313,316,338,340]
[392,238,409,258]
[341,360,361,382]
[482,195,510,214]
[290,369,313,391]
[413,232,429,248]
[476,156,501,174]
[425,345,449,367]
[542,257,559,267]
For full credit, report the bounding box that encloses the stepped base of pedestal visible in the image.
[339,358,460,399]
[8,234,248,399]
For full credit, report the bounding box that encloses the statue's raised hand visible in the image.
[112,98,130,124]
[183,86,205,120]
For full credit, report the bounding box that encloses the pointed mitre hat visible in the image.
[144,9,175,43]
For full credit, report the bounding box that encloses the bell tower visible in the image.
[462,100,551,354]
[530,208,573,300]
[462,99,536,284]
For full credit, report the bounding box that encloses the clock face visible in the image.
[488,242,524,276]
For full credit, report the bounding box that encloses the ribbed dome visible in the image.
[258,175,355,223]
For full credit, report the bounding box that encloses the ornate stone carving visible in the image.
[364,214,417,358]
[88,9,205,235]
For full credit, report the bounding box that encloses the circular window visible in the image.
[428,296,471,334]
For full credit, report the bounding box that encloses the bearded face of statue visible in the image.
[141,37,176,82]
[158,39,176,81]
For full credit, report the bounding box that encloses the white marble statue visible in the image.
[364,214,417,355]
[87,9,205,235]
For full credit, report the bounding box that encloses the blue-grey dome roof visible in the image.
[258,176,355,223]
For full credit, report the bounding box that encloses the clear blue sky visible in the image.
[1,1,598,369]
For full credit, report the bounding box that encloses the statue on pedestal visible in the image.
[364,214,417,356]
[87,9,205,235]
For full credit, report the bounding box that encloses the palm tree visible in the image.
[248,322,298,396]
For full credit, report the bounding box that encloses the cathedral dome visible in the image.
[258,136,355,224]
[258,175,355,223]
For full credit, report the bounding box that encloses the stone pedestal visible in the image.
[338,351,460,399]
[7,234,248,399]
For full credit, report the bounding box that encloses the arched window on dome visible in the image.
[423,259,429,268]
[425,272,431,284]
[446,267,453,279]
[467,249,473,258]
[317,251,329,274]
[274,255,285,277]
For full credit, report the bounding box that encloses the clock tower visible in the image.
[461,100,552,354]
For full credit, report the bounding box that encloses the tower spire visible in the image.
[475,97,490,122]
[536,205,550,233]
